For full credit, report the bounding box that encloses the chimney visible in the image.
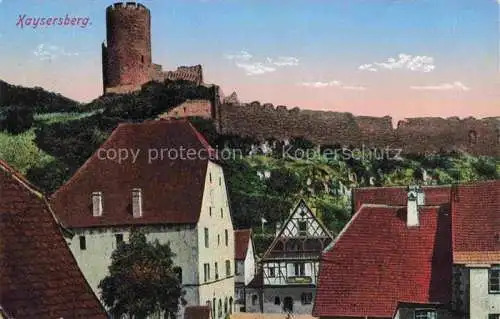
[275,222,281,236]
[92,192,103,217]
[407,186,419,227]
[416,185,425,206]
[132,188,142,218]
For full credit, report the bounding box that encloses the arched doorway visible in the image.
[229,297,233,314]
[283,296,293,313]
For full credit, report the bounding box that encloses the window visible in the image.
[141,55,144,63]
[269,266,276,278]
[215,262,219,279]
[415,309,437,319]
[301,293,313,305]
[235,261,240,275]
[115,233,123,246]
[489,315,500,319]
[174,267,182,284]
[224,297,228,314]
[274,296,280,305]
[204,228,209,248]
[298,221,307,236]
[79,236,86,250]
[219,177,222,186]
[489,266,500,293]
[221,208,223,218]
[218,299,222,318]
[226,260,231,277]
[209,173,212,183]
[209,207,212,217]
[218,234,220,246]
[225,229,228,246]
[204,263,210,282]
[294,263,305,276]
[251,295,258,306]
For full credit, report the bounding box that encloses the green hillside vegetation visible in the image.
[0,80,498,256]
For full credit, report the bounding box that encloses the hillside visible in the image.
[0,80,498,256]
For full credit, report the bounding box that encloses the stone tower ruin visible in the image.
[102,2,152,93]
[101,2,204,94]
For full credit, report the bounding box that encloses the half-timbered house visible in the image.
[247,199,334,314]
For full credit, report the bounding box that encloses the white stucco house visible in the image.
[313,181,500,319]
[50,119,235,319]
[234,229,256,312]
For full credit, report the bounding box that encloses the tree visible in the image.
[99,229,182,319]
[1,105,34,134]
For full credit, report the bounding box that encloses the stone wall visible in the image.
[215,102,500,156]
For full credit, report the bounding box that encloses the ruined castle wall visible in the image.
[395,117,499,156]
[104,2,152,88]
[215,103,499,156]
[159,99,213,119]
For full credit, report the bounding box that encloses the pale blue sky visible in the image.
[0,0,498,120]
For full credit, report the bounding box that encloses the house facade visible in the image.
[50,120,235,319]
[247,199,334,314]
[0,160,108,319]
[313,181,500,319]
[234,229,257,312]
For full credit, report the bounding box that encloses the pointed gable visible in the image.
[262,199,334,261]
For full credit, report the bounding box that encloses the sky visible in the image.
[0,0,498,122]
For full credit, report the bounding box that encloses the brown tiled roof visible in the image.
[235,229,252,260]
[184,305,211,319]
[452,180,500,263]
[0,160,108,319]
[51,119,216,228]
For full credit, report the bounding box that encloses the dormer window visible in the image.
[92,192,103,217]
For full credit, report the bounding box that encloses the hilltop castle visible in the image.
[101,2,499,157]
[101,2,203,94]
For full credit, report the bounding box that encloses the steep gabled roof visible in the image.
[235,229,253,260]
[51,119,216,228]
[261,199,334,261]
[0,161,108,319]
[352,185,451,212]
[313,180,499,318]
[313,204,452,318]
[452,180,500,263]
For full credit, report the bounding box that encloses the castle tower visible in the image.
[102,2,152,93]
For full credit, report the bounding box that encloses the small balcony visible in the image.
[286,276,313,284]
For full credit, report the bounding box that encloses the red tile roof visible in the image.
[0,161,108,319]
[235,229,252,260]
[184,305,211,319]
[314,180,499,318]
[51,120,216,228]
[352,185,451,212]
[452,180,500,263]
[313,205,453,318]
